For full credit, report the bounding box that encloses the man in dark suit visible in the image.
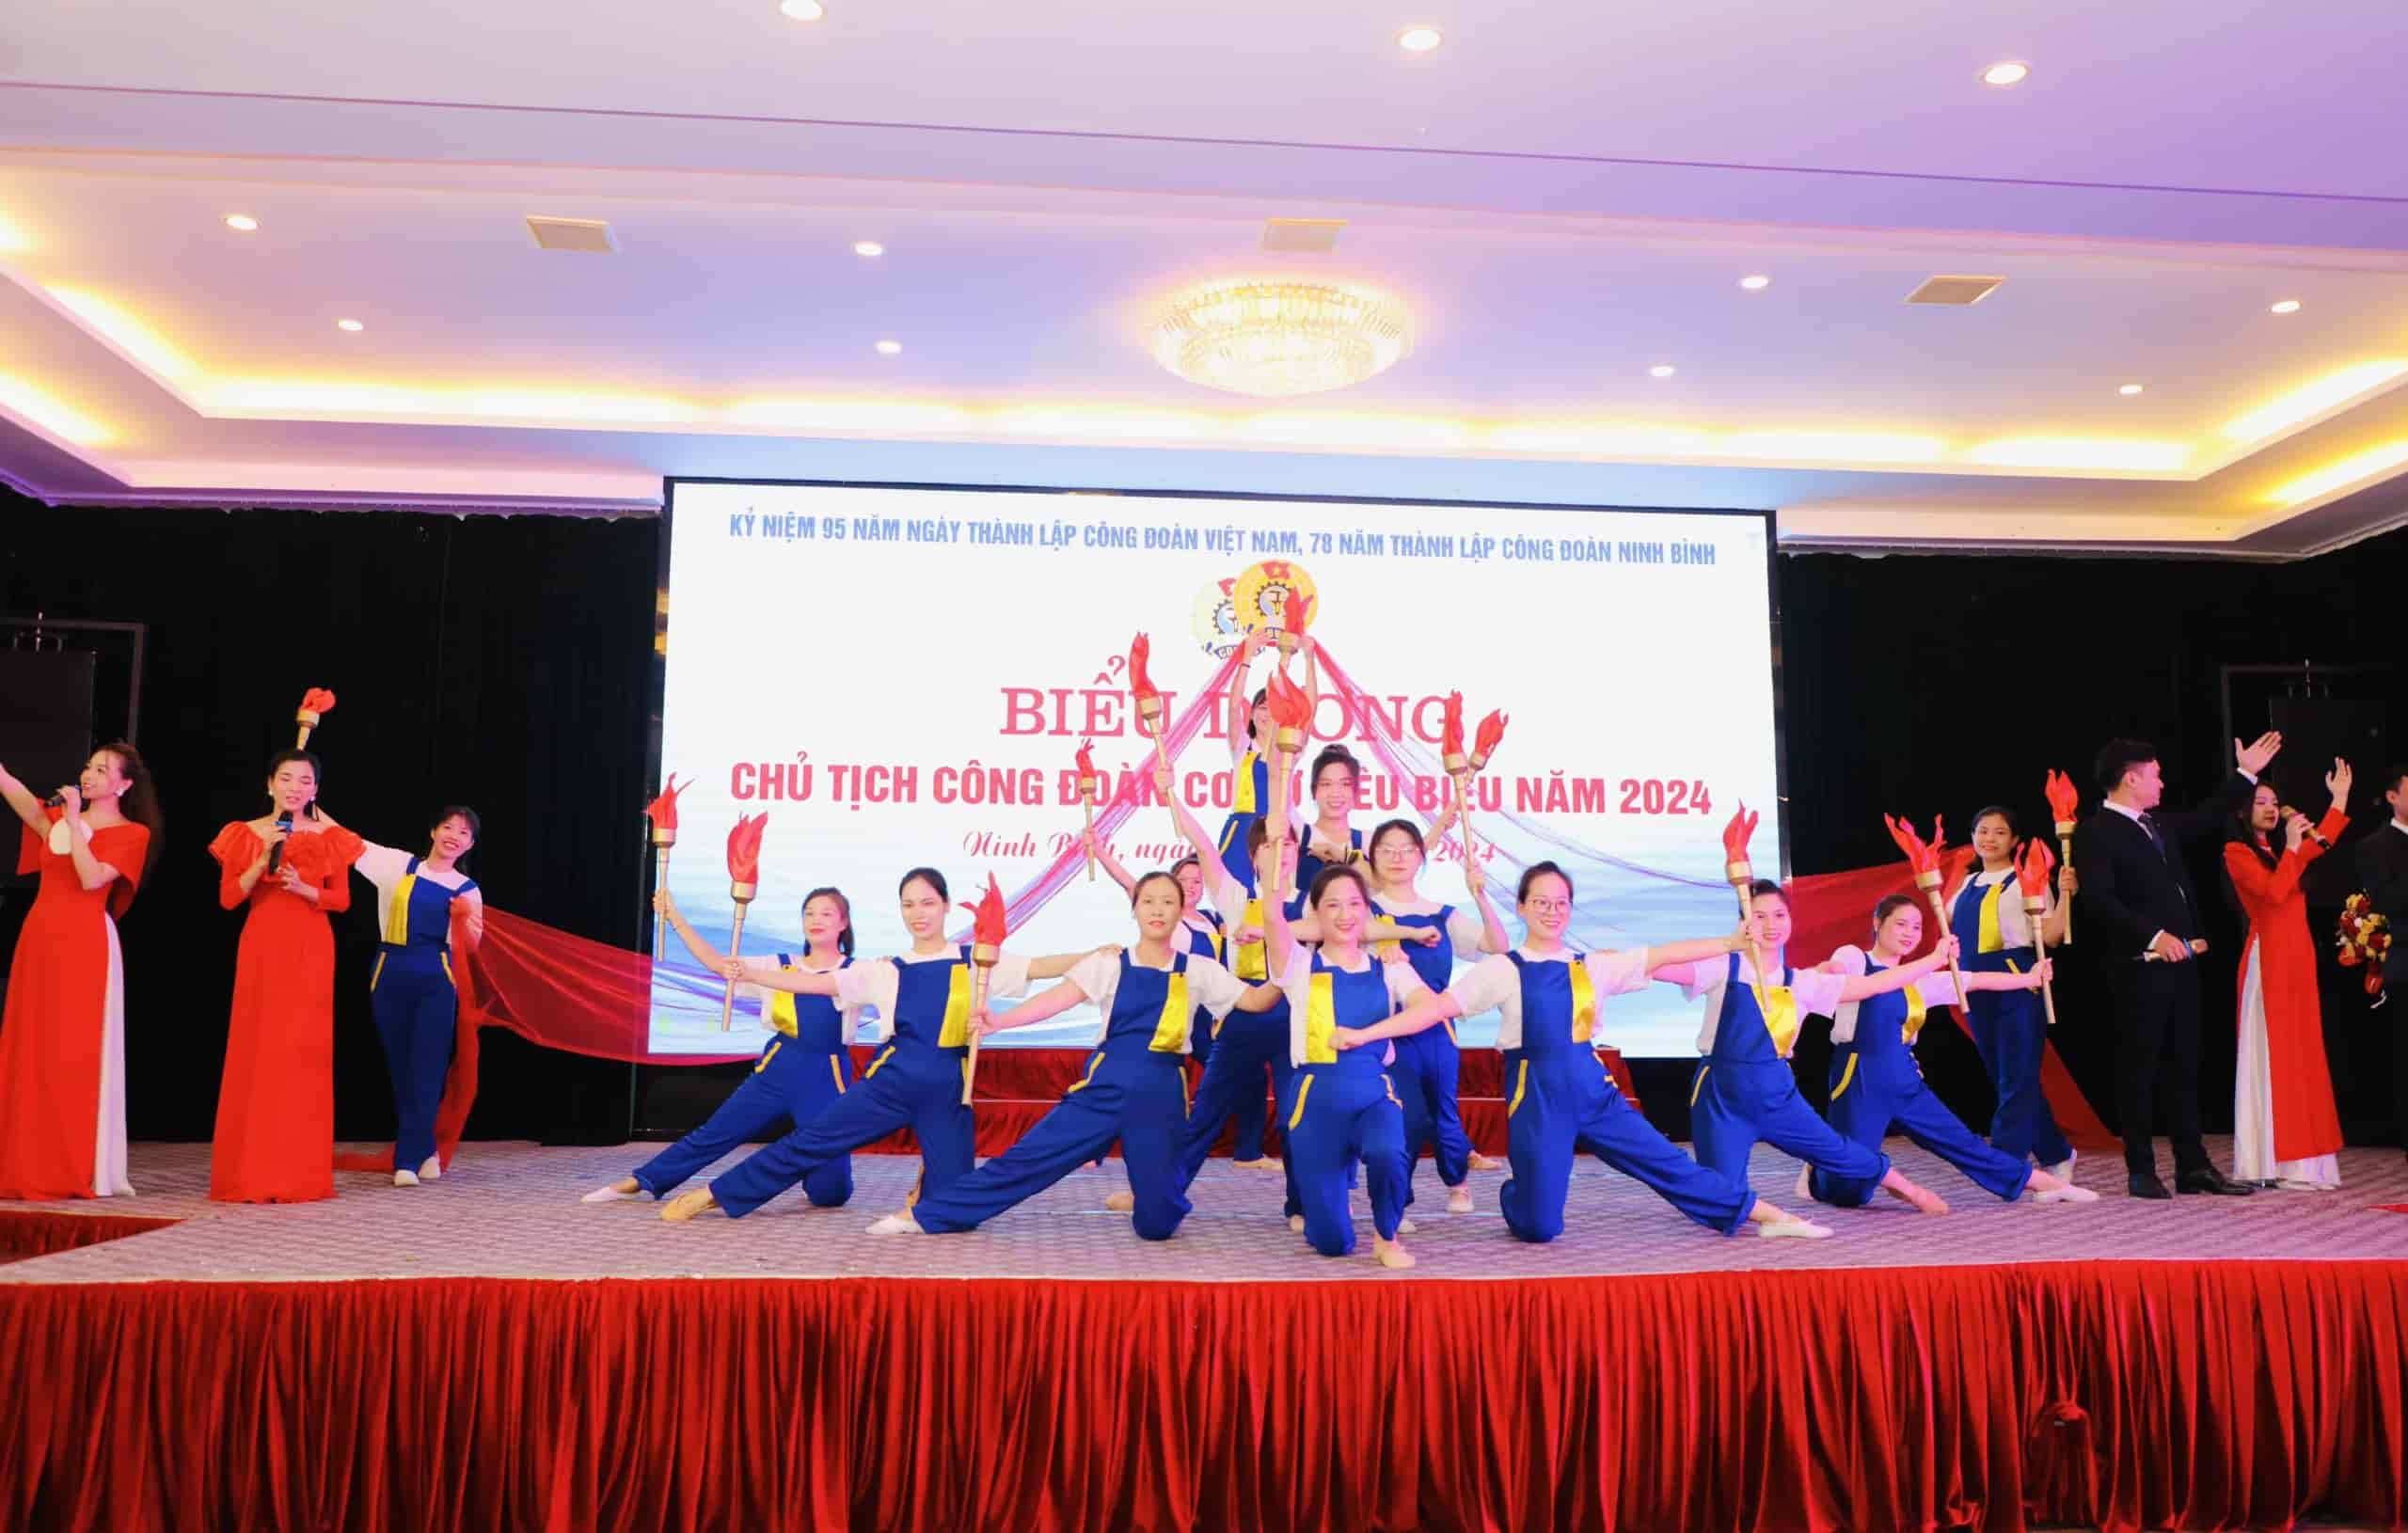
[2073,732,2282,1198]
[2353,763,2408,1160]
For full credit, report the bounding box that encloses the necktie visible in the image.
[2138,813,2166,856]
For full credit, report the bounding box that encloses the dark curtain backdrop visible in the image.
[4,484,2404,1149]
[0,493,655,1146]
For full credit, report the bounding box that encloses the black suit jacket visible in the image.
[2072,772,2256,958]
[2354,822,2408,984]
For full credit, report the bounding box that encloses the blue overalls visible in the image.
[1212,748,1275,881]
[1177,886,1297,1182]
[1279,952,1410,1256]
[1377,903,1473,1206]
[711,948,978,1218]
[1294,826,1365,900]
[1808,960,2034,1207]
[915,952,1199,1241]
[369,857,475,1175]
[1183,910,1225,1076]
[630,954,857,1207]
[1688,951,1893,1190]
[1499,954,1751,1241]
[1950,875,2072,1167]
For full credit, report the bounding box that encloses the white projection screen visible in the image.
[651,480,1784,1059]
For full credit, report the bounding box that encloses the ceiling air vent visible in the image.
[526,216,617,254]
[1905,275,2003,306]
[1261,218,1346,254]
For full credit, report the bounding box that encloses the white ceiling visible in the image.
[3,0,2406,552]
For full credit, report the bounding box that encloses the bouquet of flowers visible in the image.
[2337,893,2392,1001]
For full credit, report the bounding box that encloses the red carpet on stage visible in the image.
[0,1211,180,1264]
[4,1261,2402,1533]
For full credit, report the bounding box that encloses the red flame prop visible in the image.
[2015,835,2056,899]
[297,687,338,718]
[1278,592,1315,635]
[1439,692,1465,761]
[1883,814,1945,876]
[1127,633,1158,709]
[724,813,768,885]
[2044,769,2081,827]
[1074,738,1100,785]
[1264,662,1313,732]
[1471,709,1509,768]
[644,775,689,833]
[1720,803,1761,867]
[964,872,1009,947]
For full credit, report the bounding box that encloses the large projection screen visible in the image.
[653,480,1782,1060]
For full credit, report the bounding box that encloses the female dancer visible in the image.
[0,746,160,1199]
[1802,895,2097,1208]
[1294,744,1368,896]
[587,886,865,1207]
[1656,881,1949,1214]
[1335,861,1830,1241]
[2224,763,2352,1188]
[866,869,1278,1240]
[1090,835,1226,1077]
[1210,626,1286,880]
[335,805,484,1187]
[1951,807,2079,1177]
[657,867,1101,1222]
[1263,863,1423,1267]
[1365,817,1509,1213]
[208,750,363,1203]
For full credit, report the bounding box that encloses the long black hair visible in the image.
[801,886,856,957]
[897,866,948,903]
[95,739,164,885]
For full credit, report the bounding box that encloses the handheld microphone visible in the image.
[266,811,294,874]
[2280,806,2331,847]
[41,792,63,808]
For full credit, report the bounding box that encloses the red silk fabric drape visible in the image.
[3,1261,2400,1532]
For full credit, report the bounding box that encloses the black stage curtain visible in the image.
[0,493,656,1146]
[6,485,2405,1148]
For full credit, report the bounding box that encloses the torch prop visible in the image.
[1128,633,1173,781]
[1264,661,1314,908]
[293,687,338,750]
[1272,592,1315,661]
[2045,769,2081,944]
[1466,707,1508,861]
[1720,805,1771,1008]
[960,874,1009,1105]
[643,774,689,961]
[1075,740,1102,882]
[2015,836,2060,1028]
[718,813,768,1031]
[1885,814,1971,1012]
[1440,692,1474,861]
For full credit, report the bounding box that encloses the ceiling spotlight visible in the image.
[2270,299,2302,314]
[779,0,825,19]
[1649,364,1676,378]
[1397,25,1443,52]
[224,213,260,232]
[1981,61,2030,87]
[1738,275,1770,291]
[875,339,902,355]
[336,318,365,332]
[2118,383,2145,396]
[852,240,884,258]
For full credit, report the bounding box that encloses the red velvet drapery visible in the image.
[2,1261,2400,1532]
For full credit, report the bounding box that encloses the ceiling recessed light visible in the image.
[2118,383,2145,396]
[2270,299,2303,314]
[1397,25,1443,52]
[852,240,884,258]
[336,318,364,332]
[1981,60,2029,87]
[1649,364,1676,378]
[1738,275,1770,291]
[875,339,902,355]
[223,213,259,232]
[778,0,825,19]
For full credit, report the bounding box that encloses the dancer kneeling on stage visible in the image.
[868,869,1279,1240]
[1333,861,1832,1241]
[657,867,1100,1222]
[1655,880,1951,1214]
[1802,896,2096,1209]
[587,886,864,1208]
[1263,863,1430,1268]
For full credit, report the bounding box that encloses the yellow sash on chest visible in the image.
[1978,880,2007,955]
[1900,983,1928,1046]
[1302,971,1337,1064]
[1569,959,1597,1044]
[1233,749,1260,815]
[935,963,974,1048]
[1235,898,1267,981]
[1760,984,1800,1057]
[1148,970,1194,1052]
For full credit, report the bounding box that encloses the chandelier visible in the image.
[1150,281,1412,398]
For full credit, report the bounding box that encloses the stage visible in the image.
[4,1140,2406,1532]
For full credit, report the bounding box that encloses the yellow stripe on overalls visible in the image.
[1066,1052,1104,1093]
[1235,897,1267,981]
[1570,958,1597,1044]
[1148,970,1193,1052]
[1978,880,2007,955]
[1830,1052,1858,1100]
[384,872,417,945]
[1689,1063,1712,1107]
[1900,983,1928,1045]
[1287,1074,1314,1130]
[1302,971,1337,1065]
[1507,1059,1529,1116]
[1233,749,1259,815]
[755,1038,783,1075]
[936,962,974,1048]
